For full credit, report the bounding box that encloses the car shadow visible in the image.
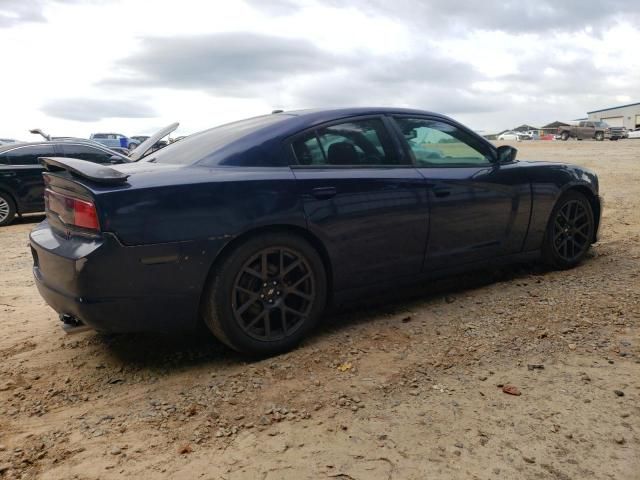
[318,261,550,333]
[93,259,556,371]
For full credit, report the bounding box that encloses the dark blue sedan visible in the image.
[30,108,601,355]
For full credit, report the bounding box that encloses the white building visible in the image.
[587,102,640,129]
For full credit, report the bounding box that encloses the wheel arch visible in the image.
[197,224,334,319]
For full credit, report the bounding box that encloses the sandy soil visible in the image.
[1,140,639,479]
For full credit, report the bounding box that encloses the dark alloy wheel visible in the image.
[203,233,326,355]
[232,247,315,341]
[0,192,16,227]
[543,191,594,269]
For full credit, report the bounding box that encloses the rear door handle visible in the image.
[311,187,337,200]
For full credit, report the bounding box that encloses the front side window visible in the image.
[5,145,55,165]
[292,118,401,166]
[61,144,114,164]
[394,118,492,167]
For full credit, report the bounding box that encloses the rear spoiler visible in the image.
[39,157,129,185]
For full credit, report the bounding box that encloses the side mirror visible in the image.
[496,145,517,164]
[109,155,122,164]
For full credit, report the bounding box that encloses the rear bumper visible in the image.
[30,221,211,333]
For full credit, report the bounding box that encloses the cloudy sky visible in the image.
[1,0,639,140]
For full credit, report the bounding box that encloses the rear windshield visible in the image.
[148,114,288,165]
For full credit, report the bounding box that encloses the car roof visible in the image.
[193,107,456,145]
[0,139,129,158]
[274,107,446,129]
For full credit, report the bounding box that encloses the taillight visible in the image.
[44,189,100,231]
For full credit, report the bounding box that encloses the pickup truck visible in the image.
[557,121,626,141]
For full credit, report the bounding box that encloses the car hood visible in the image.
[128,122,179,161]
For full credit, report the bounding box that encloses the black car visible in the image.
[0,140,130,226]
[30,108,601,356]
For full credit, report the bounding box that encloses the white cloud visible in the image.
[0,0,638,140]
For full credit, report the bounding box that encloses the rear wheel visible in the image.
[561,131,569,141]
[203,233,327,355]
[0,192,16,227]
[543,191,594,269]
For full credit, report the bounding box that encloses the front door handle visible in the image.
[432,187,451,198]
[311,187,337,200]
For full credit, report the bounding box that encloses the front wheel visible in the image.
[595,132,604,141]
[0,192,16,227]
[203,233,327,355]
[542,191,594,269]
[561,132,569,141]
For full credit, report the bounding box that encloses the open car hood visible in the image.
[128,122,179,161]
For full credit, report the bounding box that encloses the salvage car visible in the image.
[0,140,130,226]
[497,131,520,141]
[30,108,601,355]
[90,132,139,150]
[627,128,640,139]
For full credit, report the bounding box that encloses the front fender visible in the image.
[519,161,599,252]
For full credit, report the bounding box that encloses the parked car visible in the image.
[627,128,640,139]
[30,107,601,355]
[130,135,149,144]
[556,121,617,141]
[497,131,520,141]
[89,133,139,150]
[0,140,130,226]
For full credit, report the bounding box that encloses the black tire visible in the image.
[561,131,569,141]
[0,192,16,227]
[542,191,595,269]
[595,131,604,141]
[203,233,327,355]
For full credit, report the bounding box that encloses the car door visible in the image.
[391,116,531,271]
[289,116,429,291]
[61,143,126,164]
[3,144,58,212]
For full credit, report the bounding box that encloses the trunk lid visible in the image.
[128,122,179,161]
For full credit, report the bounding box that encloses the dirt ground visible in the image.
[1,140,639,479]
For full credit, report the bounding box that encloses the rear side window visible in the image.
[291,118,402,166]
[5,145,55,165]
[62,144,115,164]
[152,114,288,166]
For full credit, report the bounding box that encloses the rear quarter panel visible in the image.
[96,166,306,246]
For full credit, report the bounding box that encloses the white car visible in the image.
[627,128,640,139]
[497,131,521,141]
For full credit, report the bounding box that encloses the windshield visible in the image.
[149,115,288,165]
